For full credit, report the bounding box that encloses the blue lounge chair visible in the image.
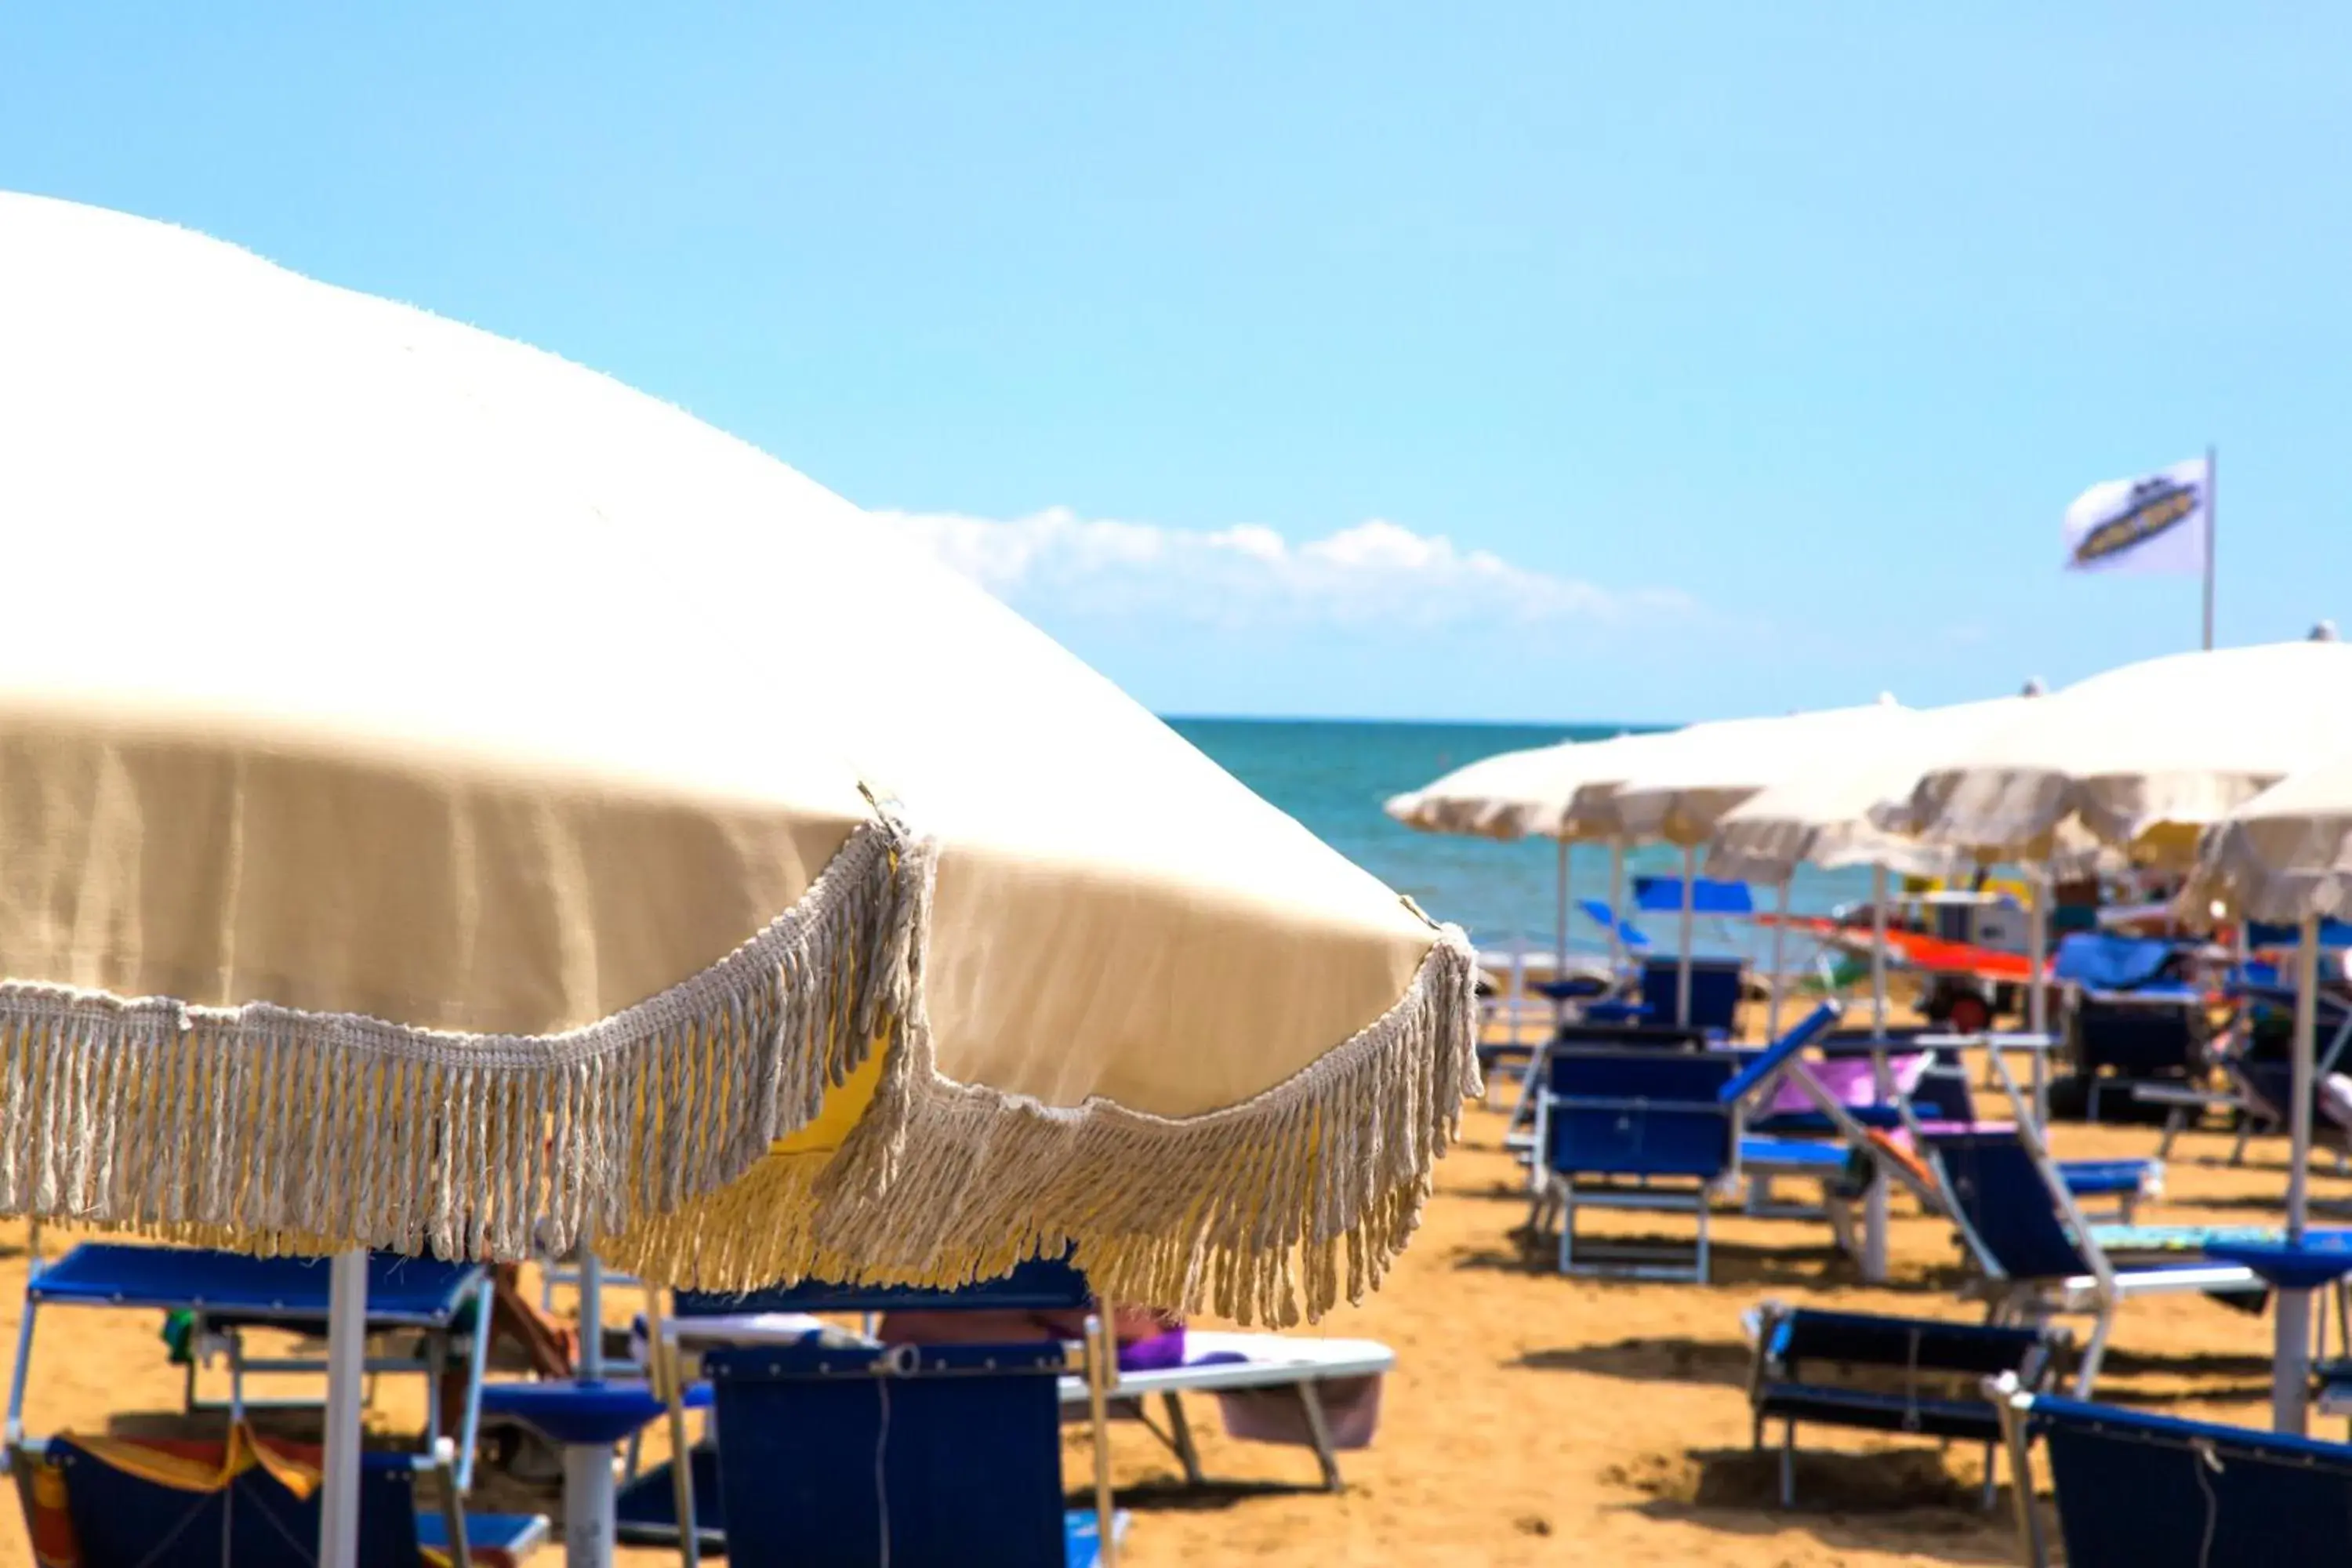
[1925,1058,2263,1393]
[2136,978,2352,1163]
[1539,1001,1842,1281]
[620,1258,1127,1565]
[2053,933,2210,1121]
[1823,1034,2163,1224]
[1636,956,1746,1036]
[13,1429,546,1567]
[1991,1379,2352,1566]
[5,1243,493,1485]
[1745,1302,2066,1508]
[1578,897,1653,954]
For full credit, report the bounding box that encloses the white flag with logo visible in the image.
[2062,457,2211,575]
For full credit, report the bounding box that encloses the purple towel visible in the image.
[1118,1327,1188,1373]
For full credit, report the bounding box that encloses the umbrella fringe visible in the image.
[0,813,927,1260]
[605,895,1483,1327]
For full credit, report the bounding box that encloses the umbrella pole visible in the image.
[1608,838,1626,982]
[567,1246,615,1568]
[1554,837,1571,1027]
[1677,844,1697,1029]
[1766,875,1789,1041]
[1861,862,1891,1285]
[2025,867,2049,1127]
[2277,912,2321,1433]
[1870,864,1889,1033]
[319,1249,368,1568]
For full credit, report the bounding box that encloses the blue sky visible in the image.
[7,6,2347,724]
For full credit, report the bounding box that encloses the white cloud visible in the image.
[880,506,1689,630]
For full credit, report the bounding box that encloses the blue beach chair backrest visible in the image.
[1637,957,1745,1033]
[2031,1396,2352,1566]
[676,1253,1092,1319]
[704,1340,1068,1568]
[45,1438,423,1568]
[1577,899,1651,951]
[1770,1309,2049,1378]
[1632,877,1755,916]
[1718,1002,1842,1105]
[1544,1050,1739,1180]
[1550,1022,1709,1052]
[1925,1130,2089,1281]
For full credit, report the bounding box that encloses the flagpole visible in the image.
[2202,443,2217,651]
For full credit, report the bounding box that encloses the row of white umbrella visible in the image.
[1392,633,2352,1431]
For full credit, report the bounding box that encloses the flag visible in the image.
[2063,457,2211,575]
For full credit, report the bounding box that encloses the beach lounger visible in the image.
[5,1243,493,1488]
[1538,1002,1842,1282]
[2136,979,2352,1162]
[1827,1036,2165,1224]
[1502,1021,1713,1173]
[1991,1378,2352,1566]
[637,1262,1394,1524]
[1924,1057,2264,1393]
[625,1258,1127,1564]
[9,1425,546,1568]
[1744,1302,2065,1508]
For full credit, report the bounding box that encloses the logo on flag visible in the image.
[2063,458,2211,575]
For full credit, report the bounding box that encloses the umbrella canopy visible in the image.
[1708,695,2035,882]
[2184,755,2352,921]
[1898,639,2352,866]
[1382,727,1684,841]
[0,191,1476,1323]
[1585,697,1910,847]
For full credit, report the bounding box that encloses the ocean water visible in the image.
[1167,717,1875,961]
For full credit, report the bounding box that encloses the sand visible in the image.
[0,1047,2329,1566]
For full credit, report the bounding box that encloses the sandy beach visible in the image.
[0,1029,2326,1568]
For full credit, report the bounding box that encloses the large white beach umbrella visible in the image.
[0,193,1479,1564]
[1384,728,1685,842]
[1893,636,2352,1065]
[1711,692,2039,1027]
[1900,637,2352,866]
[1384,724,1694,992]
[2185,755,2352,1434]
[1581,698,1913,1026]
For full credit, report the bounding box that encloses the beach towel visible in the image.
[1762,1052,1930,1118]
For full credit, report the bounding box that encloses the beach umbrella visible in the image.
[1711,692,2040,1032]
[1892,635,2352,1072]
[1899,637,2352,866]
[0,192,1479,1566]
[1385,724,1693,1000]
[1704,691,2034,1285]
[2184,756,2352,1434]
[1581,698,1912,1027]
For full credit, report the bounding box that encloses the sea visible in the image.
[1167,717,1875,966]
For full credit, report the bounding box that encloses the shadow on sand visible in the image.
[1606,1445,2023,1565]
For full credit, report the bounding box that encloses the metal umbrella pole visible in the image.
[1766,874,1791,1041]
[1607,838,1627,982]
[1860,863,1891,1284]
[1553,837,1572,1025]
[2274,913,2321,1433]
[318,1250,370,1568]
[2025,867,2051,1126]
[1676,844,1697,1028]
